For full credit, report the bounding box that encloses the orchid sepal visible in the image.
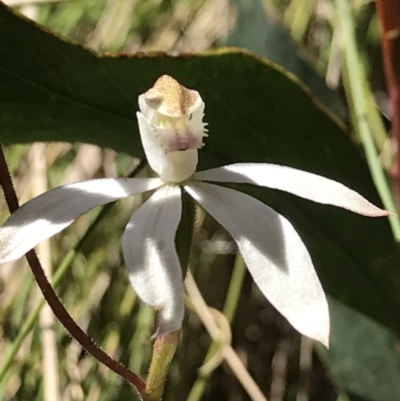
[194,163,390,217]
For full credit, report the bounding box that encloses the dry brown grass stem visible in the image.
[29,143,61,401]
[185,273,269,401]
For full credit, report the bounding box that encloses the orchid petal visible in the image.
[185,181,330,346]
[194,164,388,216]
[123,184,184,334]
[0,178,163,263]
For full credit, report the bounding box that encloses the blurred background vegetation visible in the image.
[0,0,399,400]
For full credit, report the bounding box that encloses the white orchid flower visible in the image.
[0,75,389,346]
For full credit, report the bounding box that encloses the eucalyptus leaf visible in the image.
[327,298,400,401]
[227,0,346,119]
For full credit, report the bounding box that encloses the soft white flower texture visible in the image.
[0,75,390,346]
[137,75,208,183]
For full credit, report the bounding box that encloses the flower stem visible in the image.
[143,330,181,401]
[0,145,146,394]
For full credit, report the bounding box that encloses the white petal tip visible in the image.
[354,205,392,217]
[291,303,330,349]
[298,324,330,348]
[311,331,330,348]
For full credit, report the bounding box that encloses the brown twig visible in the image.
[375,0,400,200]
[0,145,146,394]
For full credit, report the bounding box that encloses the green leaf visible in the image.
[1,4,400,338]
[227,0,347,119]
[326,298,400,401]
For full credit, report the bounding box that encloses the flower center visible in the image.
[154,113,205,153]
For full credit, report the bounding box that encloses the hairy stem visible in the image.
[144,330,181,401]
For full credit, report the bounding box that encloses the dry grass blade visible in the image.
[30,143,61,401]
[186,273,269,401]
